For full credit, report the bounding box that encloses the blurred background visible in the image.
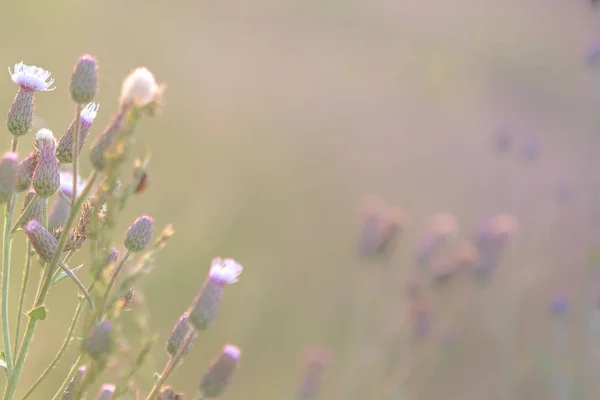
[1,0,600,399]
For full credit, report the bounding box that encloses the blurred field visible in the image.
[1,0,600,399]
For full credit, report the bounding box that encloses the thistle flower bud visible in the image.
[90,111,125,171]
[83,320,114,360]
[62,365,86,400]
[0,152,18,204]
[124,215,154,252]
[32,129,60,198]
[94,384,115,400]
[24,220,57,262]
[57,102,100,163]
[7,62,55,136]
[21,190,42,227]
[70,55,98,104]
[189,258,243,331]
[166,312,195,358]
[200,344,241,398]
[16,152,38,192]
[7,89,34,136]
[297,347,332,399]
[120,67,161,108]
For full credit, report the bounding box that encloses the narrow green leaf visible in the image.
[27,305,47,321]
[51,264,84,286]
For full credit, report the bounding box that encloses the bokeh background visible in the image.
[1,0,600,399]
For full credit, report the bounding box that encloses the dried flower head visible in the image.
[200,344,242,398]
[166,312,195,358]
[32,129,60,198]
[70,55,98,103]
[9,62,55,92]
[0,152,18,204]
[93,384,115,400]
[57,102,100,163]
[24,220,57,263]
[189,258,243,330]
[83,320,114,360]
[16,152,38,192]
[120,67,162,108]
[124,215,154,252]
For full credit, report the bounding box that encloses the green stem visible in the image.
[10,193,38,234]
[1,136,19,374]
[73,104,81,209]
[41,198,48,230]
[57,261,94,309]
[50,354,83,400]
[22,279,96,400]
[145,332,195,400]
[4,171,98,400]
[100,251,130,316]
[14,242,32,354]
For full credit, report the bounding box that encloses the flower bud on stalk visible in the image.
[57,102,99,163]
[7,62,55,136]
[189,258,243,331]
[93,384,115,400]
[16,152,38,192]
[70,55,98,104]
[200,344,242,398]
[124,215,154,252]
[32,129,59,198]
[166,312,195,358]
[21,190,42,227]
[23,220,57,262]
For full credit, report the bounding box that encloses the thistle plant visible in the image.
[0,58,245,399]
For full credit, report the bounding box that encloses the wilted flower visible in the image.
[200,344,241,398]
[189,258,243,330]
[120,67,162,108]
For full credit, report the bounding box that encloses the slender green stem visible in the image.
[50,354,83,400]
[10,193,38,234]
[145,332,195,400]
[1,136,19,375]
[14,242,32,354]
[57,261,94,309]
[22,279,96,400]
[41,198,48,230]
[73,104,81,209]
[100,251,130,315]
[4,171,98,400]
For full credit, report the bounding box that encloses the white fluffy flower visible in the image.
[120,67,159,107]
[59,171,87,198]
[80,102,100,126]
[9,62,55,91]
[208,258,243,284]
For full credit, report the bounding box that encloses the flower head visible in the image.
[9,62,55,91]
[208,258,243,285]
[70,55,98,103]
[32,129,60,198]
[80,102,100,127]
[120,67,161,107]
[200,344,242,397]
